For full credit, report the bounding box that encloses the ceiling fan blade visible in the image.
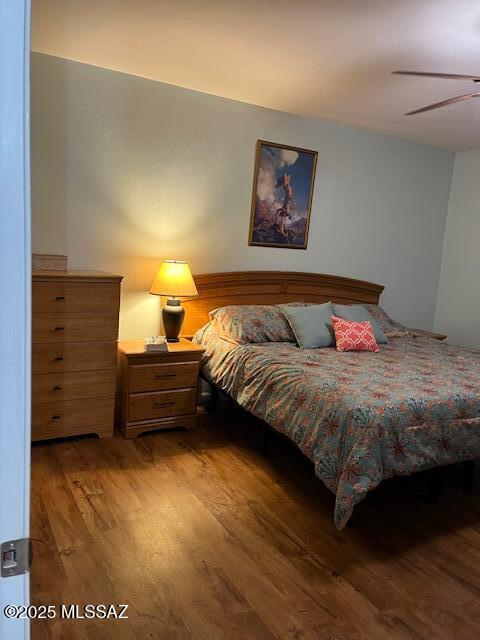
[393,70,480,81]
[406,92,480,115]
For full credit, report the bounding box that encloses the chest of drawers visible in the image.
[32,270,123,441]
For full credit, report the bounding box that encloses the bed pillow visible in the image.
[332,304,388,344]
[281,302,335,348]
[331,315,379,353]
[209,305,295,344]
[363,303,405,335]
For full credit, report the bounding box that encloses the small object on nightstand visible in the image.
[145,336,168,352]
[116,338,205,439]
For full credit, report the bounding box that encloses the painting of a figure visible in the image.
[248,140,317,249]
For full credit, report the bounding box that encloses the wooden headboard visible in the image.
[182,271,384,335]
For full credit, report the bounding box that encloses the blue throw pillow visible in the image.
[332,304,388,344]
[281,302,335,348]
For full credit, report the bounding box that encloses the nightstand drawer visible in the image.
[129,362,199,393]
[32,369,116,404]
[129,389,196,422]
[32,313,119,343]
[32,341,117,374]
[32,396,114,440]
[33,282,119,314]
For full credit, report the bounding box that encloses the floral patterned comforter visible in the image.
[194,324,480,529]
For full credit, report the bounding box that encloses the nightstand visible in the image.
[116,339,205,438]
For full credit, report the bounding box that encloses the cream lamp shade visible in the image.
[149,260,198,298]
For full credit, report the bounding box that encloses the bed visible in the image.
[183,271,480,529]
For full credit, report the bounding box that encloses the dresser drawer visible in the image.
[32,341,117,374]
[32,369,116,404]
[33,282,119,314]
[32,396,114,440]
[32,313,119,343]
[128,389,196,422]
[129,361,199,393]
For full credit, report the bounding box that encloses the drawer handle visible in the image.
[54,356,64,362]
[54,326,65,331]
[154,373,176,379]
[153,401,175,407]
[51,415,61,421]
[55,296,66,301]
[52,385,62,391]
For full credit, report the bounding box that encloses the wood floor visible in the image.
[31,410,480,640]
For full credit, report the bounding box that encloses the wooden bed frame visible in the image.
[182,270,384,336]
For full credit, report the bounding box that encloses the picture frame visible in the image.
[248,140,318,250]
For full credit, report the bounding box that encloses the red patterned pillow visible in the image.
[331,315,379,353]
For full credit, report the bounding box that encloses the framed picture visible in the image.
[248,140,317,249]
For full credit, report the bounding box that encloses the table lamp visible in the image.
[149,260,198,342]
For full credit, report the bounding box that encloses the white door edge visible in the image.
[0,0,31,638]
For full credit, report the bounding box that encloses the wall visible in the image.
[434,149,480,347]
[31,53,454,340]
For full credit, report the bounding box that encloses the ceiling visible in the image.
[31,0,480,150]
